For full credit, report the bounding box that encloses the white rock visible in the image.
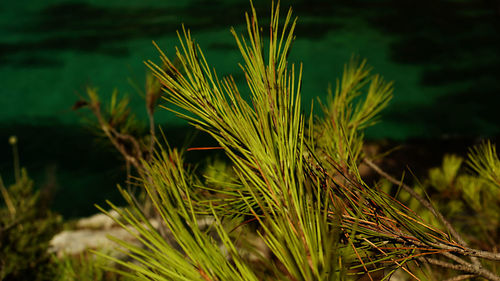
[49,227,139,258]
[76,210,120,229]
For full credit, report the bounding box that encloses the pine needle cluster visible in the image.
[90,2,500,281]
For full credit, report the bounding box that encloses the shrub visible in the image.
[0,168,62,280]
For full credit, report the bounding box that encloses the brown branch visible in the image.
[391,235,500,262]
[90,104,144,172]
[419,257,500,281]
[338,215,500,280]
[443,274,476,281]
[148,111,155,160]
[441,251,469,266]
[434,244,500,262]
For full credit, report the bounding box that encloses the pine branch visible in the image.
[362,158,500,273]
[88,1,499,280]
[363,159,467,248]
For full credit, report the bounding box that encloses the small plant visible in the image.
[0,137,62,281]
[76,66,163,189]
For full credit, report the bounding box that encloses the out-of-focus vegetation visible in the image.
[54,252,130,281]
[392,150,500,246]
[379,147,500,280]
[0,140,61,280]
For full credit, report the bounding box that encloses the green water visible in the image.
[1,0,499,217]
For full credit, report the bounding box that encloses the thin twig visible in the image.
[443,274,476,281]
[147,109,155,160]
[91,104,143,171]
[441,252,469,266]
[431,243,500,262]
[11,138,20,182]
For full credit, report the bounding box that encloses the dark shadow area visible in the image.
[363,0,500,137]
[0,121,127,218]
[372,137,489,179]
[0,121,221,218]
[385,86,500,137]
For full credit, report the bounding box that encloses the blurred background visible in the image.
[1,0,499,217]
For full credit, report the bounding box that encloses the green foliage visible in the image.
[84,87,147,148]
[144,3,355,279]
[426,152,499,243]
[98,148,265,281]
[467,140,500,188]
[94,2,480,281]
[3,2,499,280]
[0,169,62,281]
[315,58,393,176]
[428,154,463,192]
[65,2,499,281]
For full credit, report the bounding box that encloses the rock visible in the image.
[75,209,120,230]
[49,210,159,258]
[49,227,139,258]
